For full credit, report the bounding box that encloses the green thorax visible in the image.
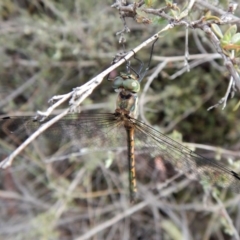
[112,72,140,118]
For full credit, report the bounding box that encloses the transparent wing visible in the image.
[0,113,132,161]
[133,117,240,193]
[0,113,131,199]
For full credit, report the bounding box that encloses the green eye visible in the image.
[123,79,140,93]
[112,76,140,93]
[112,76,124,89]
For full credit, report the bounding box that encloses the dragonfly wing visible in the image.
[0,113,125,151]
[133,118,240,193]
[0,113,134,198]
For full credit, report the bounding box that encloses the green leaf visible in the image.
[152,16,167,25]
[211,24,223,38]
[227,24,237,35]
[231,33,240,44]
[162,220,183,240]
[170,9,179,18]
[233,100,240,111]
[165,0,173,6]
[220,215,235,236]
[144,0,156,7]
[179,9,188,19]
[222,25,237,43]
[221,25,237,47]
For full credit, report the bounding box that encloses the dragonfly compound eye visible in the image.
[112,76,124,89]
[112,76,140,93]
[123,79,140,93]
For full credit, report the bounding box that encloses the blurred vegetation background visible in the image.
[1,0,240,239]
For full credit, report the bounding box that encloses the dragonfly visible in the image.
[1,51,240,202]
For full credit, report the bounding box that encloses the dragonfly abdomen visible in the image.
[125,126,137,202]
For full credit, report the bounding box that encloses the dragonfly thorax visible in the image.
[116,88,138,118]
[113,72,140,118]
[114,108,135,129]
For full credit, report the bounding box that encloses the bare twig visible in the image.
[169,57,219,80]
[207,76,234,111]
[184,26,190,72]
[196,0,240,21]
[139,61,168,125]
[37,92,73,119]
[153,53,222,62]
[192,30,224,71]
[199,24,240,91]
[214,193,240,240]
[184,142,240,158]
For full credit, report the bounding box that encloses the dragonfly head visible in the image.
[112,73,140,93]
